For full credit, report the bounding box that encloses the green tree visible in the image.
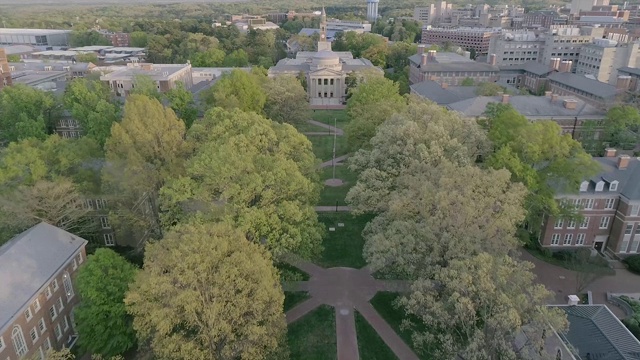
[129,75,162,101]
[165,81,198,128]
[75,52,99,64]
[159,108,322,258]
[262,75,310,125]
[125,222,288,360]
[475,82,505,96]
[191,47,226,67]
[0,84,59,144]
[102,95,187,248]
[361,43,388,67]
[7,54,20,62]
[75,249,138,357]
[344,77,406,150]
[460,77,474,86]
[129,31,148,47]
[223,49,250,67]
[43,348,124,360]
[386,42,417,70]
[63,78,121,146]
[70,30,112,47]
[603,105,640,150]
[203,69,266,113]
[401,253,567,359]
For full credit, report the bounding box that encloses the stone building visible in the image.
[268,8,381,109]
[487,30,545,66]
[408,46,499,85]
[575,39,640,84]
[100,62,193,97]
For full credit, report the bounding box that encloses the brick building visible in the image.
[0,48,12,89]
[98,31,131,47]
[409,47,499,85]
[539,151,640,258]
[0,223,87,359]
[421,27,498,55]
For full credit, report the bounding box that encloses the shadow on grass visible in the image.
[355,311,398,360]
[284,291,310,312]
[316,213,374,269]
[287,305,337,360]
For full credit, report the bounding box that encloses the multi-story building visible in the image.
[521,10,563,29]
[575,39,640,84]
[100,62,193,97]
[540,25,603,71]
[539,151,640,257]
[414,5,435,25]
[409,47,499,85]
[98,31,131,47]
[0,29,71,47]
[617,66,640,92]
[570,0,609,15]
[548,70,620,107]
[421,27,499,55]
[366,0,379,22]
[498,61,556,92]
[487,30,545,66]
[0,48,12,90]
[0,223,87,360]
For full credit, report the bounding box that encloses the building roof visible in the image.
[299,28,340,41]
[409,52,499,72]
[100,63,190,81]
[548,72,619,99]
[0,223,87,332]
[618,67,640,77]
[581,156,640,200]
[0,45,37,55]
[552,305,640,360]
[0,28,71,35]
[410,80,478,104]
[447,94,604,119]
[9,61,93,72]
[500,61,555,76]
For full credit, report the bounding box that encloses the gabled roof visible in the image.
[548,72,619,99]
[584,157,640,200]
[618,67,640,77]
[552,305,640,360]
[0,223,87,332]
[500,61,555,76]
[410,80,478,105]
[409,52,500,72]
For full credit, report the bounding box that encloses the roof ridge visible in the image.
[590,306,632,360]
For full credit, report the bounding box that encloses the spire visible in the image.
[317,6,331,51]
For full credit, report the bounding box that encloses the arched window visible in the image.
[62,271,74,299]
[556,349,562,360]
[12,326,28,357]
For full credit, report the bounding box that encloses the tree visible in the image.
[386,42,417,70]
[7,54,20,62]
[63,78,121,146]
[165,81,198,128]
[191,47,226,67]
[262,75,310,125]
[361,43,388,67]
[344,77,406,150]
[203,69,266,113]
[102,95,187,247]
[129,31,148,47]
[159,108,322,258]
[75,249,138,357]
[460,77,474,86]
[44,348,124,360]
[70,30,112,47]
[0,84,59,144]
[602,105,640,150]
[129,75,162,101]
[475,82,505,96]
[75,52,99,64]
[347,97,490,214]
[222,49,249,67]
[125,222,288,360]
[401,253,567,359]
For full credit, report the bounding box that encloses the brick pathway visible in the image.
[284,258,418,360]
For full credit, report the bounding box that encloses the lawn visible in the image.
[370,292,426,359]
[287,305,337,360]
[318,165,358,206]
[316,213,373,269]
[311,109,350,130]
[295,120,328,133]
[309,133,348,162]
[284,291,310,312]
[355,312,398,360]
[276,262,310,282]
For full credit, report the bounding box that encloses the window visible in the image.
[323,79,328,85]
[12,326,28,357]
[43,337,51,351]
[595,181,604,192]
[564,234,573,245]
[96,199,107,209]
[599,216,611,229]
[84,199,94,210]
[576,233,586,245]
[554,218,564,229]
[632,205,640,217]
[605,198,615,209]
[580,181,589,191]
[63,316,69,331]
[567,219,576,229]
[584,199,594,210]
[626,224,634,235]
[29,327,38,344]
[551,233,560,245]
[38,318,46,334]
[317,79,321,85]
[100,216,110,229]
[330,79,334,85]
[57,297,64,312]
[51,279,59,292]
[621,239,630,253]
[54,324,62,340]
[49,306,57,321]
[580,216,590,229]
[104,234,115,246]
[45,286,52,299]
[0,336,4,352]
[610,180,619,191]
[77,253,83,264]
[573,199,582,209]
[63,272,74,299]
[24,308,32,322]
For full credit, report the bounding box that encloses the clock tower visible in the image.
[317,7,332,51]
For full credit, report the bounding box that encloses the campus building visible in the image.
[409,46,499,85]
[421,27,499,55]
[547,71,620,107]
[0,223,87,360]
[487,30,545,66]
[540,25,603,71]
[100,62,193,97]
[575,39,640,84]
[0,29,71,47]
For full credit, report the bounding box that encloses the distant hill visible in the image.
[0,0,248,4]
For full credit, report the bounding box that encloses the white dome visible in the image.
[313,50,340,66]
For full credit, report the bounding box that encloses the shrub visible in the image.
[541,248,553,258]
[553,250,575,261]
[624,254,640,274]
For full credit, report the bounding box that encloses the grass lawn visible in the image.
[284,291,310,312]
[312,109,350,130]
[276,262,310,282]
[309,134,348,162]
[288,305,337,360]
[316,213,373,269]
[295,120,328,133]
[319,165,358,206]
[355,311,398,360]
[370,292,426,359]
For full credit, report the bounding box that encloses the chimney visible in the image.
[605,148,617,157]
[550,57,561,71]
[441,82,448,89]
[421,53,428,67]
[418,44,426,55]
[545,90,552,98]
[567,295,580,306]
[502,93,510,103]
[616,75,631,90]
[618,154,630,170]
[551,93,559,102]
[563,99,577,109]
[428,50,437,61]
[489,53,497,66]
[463,50,471,59]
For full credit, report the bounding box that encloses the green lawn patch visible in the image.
[284,291,310,312]
[287,305,337,360]
[295,120,328,133]
[276,262,310,282]
[316,213,373,269]
[318,165,358,206]
[355,311,398,360]
[312,109,350,130]
[309,134,348,162]
[371,292,427,359]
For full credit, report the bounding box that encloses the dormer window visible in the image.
[595,181,605,192]
[610,180,619,191]
[580,181,589,192]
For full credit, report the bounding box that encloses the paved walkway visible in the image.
[314,206,351,212]
[307,119,344,135]
[319,154,349,169]
[284,258,419,360]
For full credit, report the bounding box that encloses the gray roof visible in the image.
[499,61,555,76]
[618,67,640,77]
[583,156,640,200]
[410,80,478,105]
[0,223,87,332]
[299,28,340,40]
[409,53,499,73]
[552,305,640,360]
[9,61,93,72]
[447,94,604,119]
[548,72,619,99]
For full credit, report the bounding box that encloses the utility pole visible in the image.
[332,117,337,180]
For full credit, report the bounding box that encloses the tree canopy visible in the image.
[165,81,199,128]
[125,222,287,360]
[202,69,266,113]
[262,75,310,125]
[0,84,59,144]
[602,105,640,151]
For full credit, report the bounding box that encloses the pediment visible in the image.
[309,68,344,76]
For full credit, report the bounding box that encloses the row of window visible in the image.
[560,198,617,211]
[316,78,336,85]
[60,131,81,139]
[1,316,70,359]
[551,233,586,246]
[57,119,80,128]
[84,199,108,210]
